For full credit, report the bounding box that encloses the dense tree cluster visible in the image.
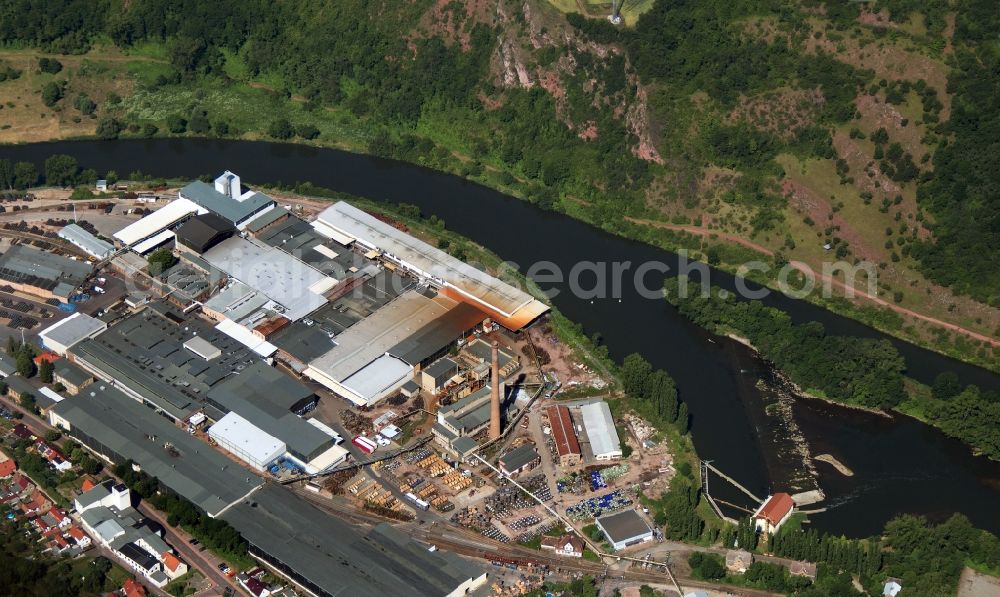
[772,513,1000,596]
[0,0,651,206]
[911,0,1000,305]
[621,353,688,431]
[146,248,178,276]
[688,551,725,579]
[665,279,907,409]
[569,0,868,121]
[655,479,704,541]
[923,383,1000,460]
[0,532,116,597]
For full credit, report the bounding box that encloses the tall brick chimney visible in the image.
[489,340,501,440]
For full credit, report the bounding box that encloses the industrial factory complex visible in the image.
[29,171,550,596]
[0,168,832,597]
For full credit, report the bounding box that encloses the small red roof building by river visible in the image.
[753,492,794,534]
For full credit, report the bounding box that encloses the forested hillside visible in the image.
[0,0,996,365]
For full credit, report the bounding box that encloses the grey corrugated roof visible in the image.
[500,444,538,471]
[206,362,329,461]
[180,181,274,225]
[245,207,289,232]
[270,322,335,363]
[40,313,106,350]
[423,358,458,381]
[51,384,262,516]
[70,309,261,421]
[0,353,16,377]
[0,244,92,290]
[451,436,478,455]
[596,509,651,544]
[77,485,112,510]
[53,358,91,387]
[222,485,483,597]
[5,375,35,396]
[141,531,170,556]
[581,401,621,458]
[463,338,515,367]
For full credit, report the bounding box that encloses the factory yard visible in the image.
[0,175,694,597]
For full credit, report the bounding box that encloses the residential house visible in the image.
[11,473,35,499]
[0,453,16,478]
[79,500,175,589]
[122,577,148,597]
[162,552,188,580]
[24,490,51,515]
[540,534,584,558]
[67,526,92,549]
[753,493,794,534]
[35,441,72,471]
[884,580,902,596]
[11,423,35,441]
[239,568,272,597]
[6,376,36,402]
[46,506,71,529]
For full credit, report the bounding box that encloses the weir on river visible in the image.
[2,138,998,538]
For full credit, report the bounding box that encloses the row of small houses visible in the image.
[0,449,92,557]
[3,424,188,589]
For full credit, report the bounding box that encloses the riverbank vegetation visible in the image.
[0,0,996,371]
[684,502,1000,595]
[771,513,1000,596]
[664,277,1000,461]
[664,278,907,409]
[900,377,1000,461]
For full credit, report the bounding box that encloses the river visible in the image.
[2,138,998,537]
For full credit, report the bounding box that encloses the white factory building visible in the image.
[208,412,286,471]
[38,312,108,356]
[58,224,115,260]
[581,401,622,461]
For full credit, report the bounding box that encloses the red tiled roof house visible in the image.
[752,492,794,534]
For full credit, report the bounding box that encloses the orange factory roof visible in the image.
[756,493,794,525]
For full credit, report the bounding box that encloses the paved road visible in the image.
[635,540,811,571]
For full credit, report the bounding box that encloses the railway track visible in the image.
[289,489,782,597]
